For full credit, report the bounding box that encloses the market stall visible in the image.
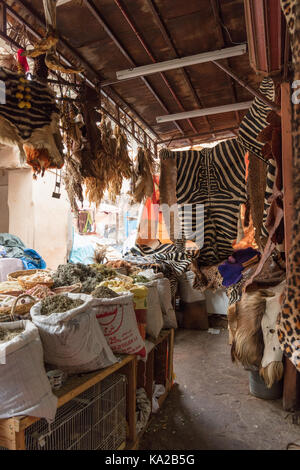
[0,0,298,452]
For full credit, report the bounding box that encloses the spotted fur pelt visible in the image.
[278,0,300,370]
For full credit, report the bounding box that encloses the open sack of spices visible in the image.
[91,287,146,358]
[0,320,57,420]
[30,293,117,373]
[99,276,164,340]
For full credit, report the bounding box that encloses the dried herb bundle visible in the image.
[132,147,154,203]
[62,84,133,208]
[84,117,133,205]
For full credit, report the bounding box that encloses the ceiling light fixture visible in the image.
[116,44,247,80]
[156,101,252,123]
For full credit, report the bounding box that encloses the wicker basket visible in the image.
[18,278,54,290]
[0,294,36,320]
[14,270,54,290]
[7,269,42,281]
[52,283,82,294]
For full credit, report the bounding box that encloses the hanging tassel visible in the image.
[17,49,29,74]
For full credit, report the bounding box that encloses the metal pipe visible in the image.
[157,127,239,144]
[212,60,280,113]
[156,101,252,123]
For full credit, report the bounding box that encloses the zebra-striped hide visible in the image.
[159,78,276,265]
[238,78,276,238]
[160,139,247,265]
[0,67,63,166]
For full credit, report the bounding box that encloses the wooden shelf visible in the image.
[0,329,175,450]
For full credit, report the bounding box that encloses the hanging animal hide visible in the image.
[260,282,285,387]
[278,0,300,371]
[229,284,285,388]
[0,54,18,72]
[248,154,268,248]
[230,290,268,368]
[0,67,63,172]
[158,80,275,266]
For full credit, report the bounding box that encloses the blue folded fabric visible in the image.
[21,249,47,270]
[218,248,260,287]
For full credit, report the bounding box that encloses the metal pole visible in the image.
[212,60,280,113]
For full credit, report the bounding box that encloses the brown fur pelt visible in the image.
[259,361,284,389]
[248,153,268,249]
[0,54,18,72]
[159,148,177,207]
[227,303,237,346]
[24,145,63,178]
[230,289,274,368]
[191,260,223,292]
[33,54,49,83]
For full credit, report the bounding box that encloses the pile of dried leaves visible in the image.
[52,263,103,293]
[40,294,84,315]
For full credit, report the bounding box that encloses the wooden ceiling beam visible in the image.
[7,0,160,140]
[113,0,197,136]
[209,0,241,126]
[84,0,185,136]
[143,0,215,137]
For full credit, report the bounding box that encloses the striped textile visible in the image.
[0,67,59,140]
[132,243,191,278]
[0,67,62,166]
[172,138,247,265]
[238,77,276,238]
[238,78,275,158]
[157,78,276,266]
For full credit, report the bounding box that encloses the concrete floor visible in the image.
[140,328,300,450]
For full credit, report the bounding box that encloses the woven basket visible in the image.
[7,269,42,281]
[18,278,54,290]
[52,283,82,294]
[0,294,36,319]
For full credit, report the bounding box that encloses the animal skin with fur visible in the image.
[229,286,285,388]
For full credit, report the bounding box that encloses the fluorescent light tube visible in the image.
[116,44,247,80]
[156,101,252,123]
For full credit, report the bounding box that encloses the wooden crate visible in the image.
[129,329,175,449]
[0,330,175,451]
[0,355,137,450]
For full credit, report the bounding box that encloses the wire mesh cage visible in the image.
[23,373,127,450]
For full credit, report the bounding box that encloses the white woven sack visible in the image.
[0,320,57,421]
[91,292,146,357]
[205,289,228,315]
[31,293,117,373]
[138,269,164,280]
[179,271,206,303]
[146,280,164,339]
[156,278,177,329]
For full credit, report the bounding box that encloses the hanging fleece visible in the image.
[0,67,64,170]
